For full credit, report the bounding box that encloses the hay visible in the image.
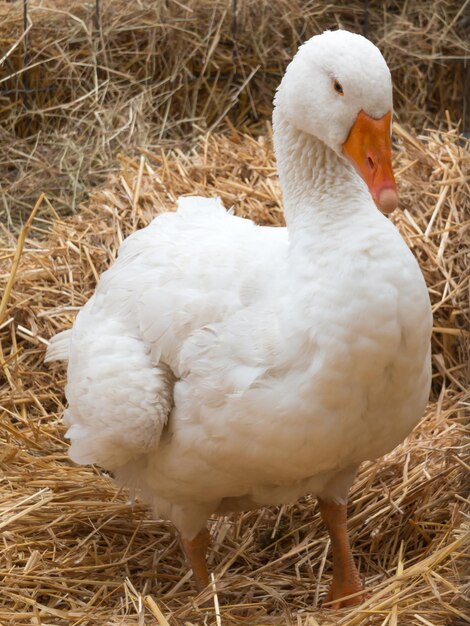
[0,121,469,624]
[1,0,468,224]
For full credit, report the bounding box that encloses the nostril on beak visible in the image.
[367,156,375,171]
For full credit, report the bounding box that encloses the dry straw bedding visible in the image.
[0,121,469,624]
[1,0,469,623]
[0,0,468,223]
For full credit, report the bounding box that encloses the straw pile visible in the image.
[1,117,469,623]
[1,0,469,623]
[1,0,468,224]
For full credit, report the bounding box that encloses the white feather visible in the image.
[45,329,72,362]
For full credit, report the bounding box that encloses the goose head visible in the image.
[274,29,398,214]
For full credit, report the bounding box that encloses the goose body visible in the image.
[47,30,432,605]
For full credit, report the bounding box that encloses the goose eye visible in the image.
[333,80,344,95]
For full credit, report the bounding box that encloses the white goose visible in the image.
[46,29,432,608]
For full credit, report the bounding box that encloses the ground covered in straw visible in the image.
[1,0,469,623]
[1,122,469,624]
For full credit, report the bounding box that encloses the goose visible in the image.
[46,29,432,608]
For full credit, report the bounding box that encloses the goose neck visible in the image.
[273,110,372,236]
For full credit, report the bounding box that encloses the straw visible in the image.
[0,120,468,624]
[0,0,468,226]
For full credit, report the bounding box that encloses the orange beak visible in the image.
[342,110,398,214]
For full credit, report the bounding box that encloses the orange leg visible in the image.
[318,498,364,609]
[181,528,210,593]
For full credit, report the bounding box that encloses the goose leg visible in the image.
[182,528,210,593]
[318,498,363,608]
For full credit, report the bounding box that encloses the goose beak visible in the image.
[342,110,399,214]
